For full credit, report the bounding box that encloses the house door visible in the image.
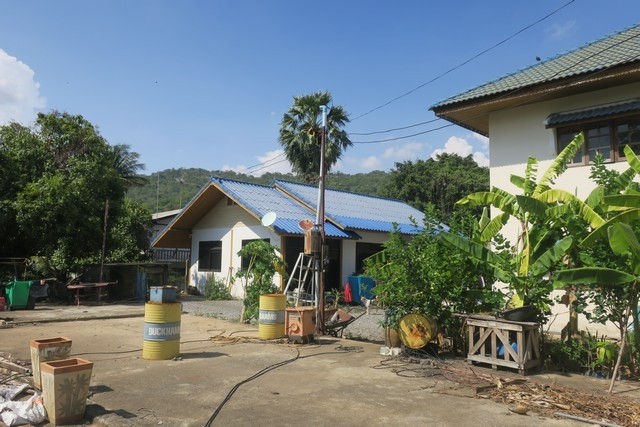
[283,236,341,293]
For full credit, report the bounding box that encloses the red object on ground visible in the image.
[0,296,5,311]
[344,282,352,303]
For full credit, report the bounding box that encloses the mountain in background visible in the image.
[127,168,390,213]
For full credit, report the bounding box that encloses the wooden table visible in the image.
[67,282,113,307]
[465,314,541,375]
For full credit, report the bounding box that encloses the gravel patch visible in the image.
[179,296,385,343]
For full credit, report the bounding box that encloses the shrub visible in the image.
[203,275,232,301]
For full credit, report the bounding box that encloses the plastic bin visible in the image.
[346,276,375,304]
[5,280,34,310]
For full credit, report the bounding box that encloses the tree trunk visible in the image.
[608,303,631,394]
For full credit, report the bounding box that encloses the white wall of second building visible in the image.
[189,199,281,298]
[486,82,640,338]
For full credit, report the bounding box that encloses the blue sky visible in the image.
[1,1,638,176]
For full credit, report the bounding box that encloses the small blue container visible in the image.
[149,286,177,303]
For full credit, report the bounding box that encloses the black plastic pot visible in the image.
[501,305,539,322]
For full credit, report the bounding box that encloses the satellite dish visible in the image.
[397,313,437,349]
[261,211,277,227]
[298,219,314,231]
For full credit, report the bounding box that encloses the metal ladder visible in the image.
[283,252,316,305]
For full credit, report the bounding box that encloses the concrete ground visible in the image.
[1,303,637,426]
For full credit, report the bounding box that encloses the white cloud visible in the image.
[0,50,46,125]
[431,135,490,167]
[471,132,489,149]
[222,149,292,177]
[382,142,423,160]
[360,156,381,170]
[547,21,576,40]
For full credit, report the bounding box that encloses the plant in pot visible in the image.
[236,240,286,323]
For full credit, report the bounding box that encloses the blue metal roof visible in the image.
[211,178,355,239]
[274,180,438,234]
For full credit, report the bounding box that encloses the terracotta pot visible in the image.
[30,337,72,390]
[41,358,93,425]
[384,327,401,348]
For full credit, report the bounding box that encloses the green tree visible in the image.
[0,111,150,279]
[279,91,351,182]
[382,153,489,221]
[364,212,502,353]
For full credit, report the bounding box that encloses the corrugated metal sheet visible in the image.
[274,180,442,234]
[212,178,356,239]
[545,99,640,127]
[431,24,640,109]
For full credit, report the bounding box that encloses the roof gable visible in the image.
[432,24,640,109]
[430,24,640,135]
[152,177,435,248]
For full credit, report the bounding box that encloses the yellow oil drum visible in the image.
[258,294,286,340]
[143,302,181,360]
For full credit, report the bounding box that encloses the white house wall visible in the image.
[341,230,390,284]
[487,82,640,337]
[189,200,281,298]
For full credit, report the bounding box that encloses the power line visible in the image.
[352,123,455,144]
[350,31,640,145]
[350,0,576,121]
[348,117,443,136]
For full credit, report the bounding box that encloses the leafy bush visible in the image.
[203,275,232,301]
[236,240,285,322]
[364,211,502,353]
[546,338,589,373]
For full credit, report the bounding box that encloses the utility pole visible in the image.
[315,105,327,334]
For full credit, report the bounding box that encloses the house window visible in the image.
[199,241,222,272]
[240,238,270,270]
[556,116,640,165]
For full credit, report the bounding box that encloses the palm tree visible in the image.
[109,143,147,188]
[279,91,351,182]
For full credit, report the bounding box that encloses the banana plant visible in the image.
[555,222,639,394]
[553,145,640,394]
[443,133,585,310]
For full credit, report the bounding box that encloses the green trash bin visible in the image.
[6,281,35,310]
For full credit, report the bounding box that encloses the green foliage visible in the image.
[444,133,586,314]
[364,211,502,352]
[236,240,286,322]
[279,91,351,182]
[0,111,150,279]
[382,153,489,221]
[203,275,233,301]
[546,339,589,373]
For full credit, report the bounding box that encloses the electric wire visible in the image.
[350,0,576,121]
[350,31,640,145]
[237,2,576,174]
[348,117,442,136]
[239,10,634,172]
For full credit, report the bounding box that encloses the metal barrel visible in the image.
[143,302,181,360]
[258,294,286,340]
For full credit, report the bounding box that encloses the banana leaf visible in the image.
[530,236,573,276]
[554,267,636,287]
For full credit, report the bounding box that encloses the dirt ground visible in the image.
[1,304,639,426]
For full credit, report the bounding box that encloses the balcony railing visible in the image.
[153,248,190,263]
